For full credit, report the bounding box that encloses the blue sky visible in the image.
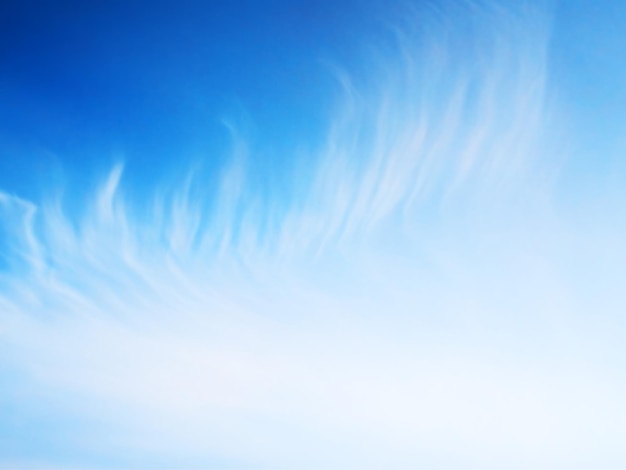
[0,0,376,201]
[1,0,626,468]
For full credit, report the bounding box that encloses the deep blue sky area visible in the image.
[0,0,385,202]
[2,0,626,206]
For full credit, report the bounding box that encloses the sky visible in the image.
[1,0,626,468]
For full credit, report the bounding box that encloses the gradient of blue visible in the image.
[1,0,626,467]
[551,1,626,204]
[0,0,379,202]
[0,1,378,465]
[2,0,624,200]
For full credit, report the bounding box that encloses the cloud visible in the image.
[1,1,626,468]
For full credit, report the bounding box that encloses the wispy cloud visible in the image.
[1,1,626,468]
